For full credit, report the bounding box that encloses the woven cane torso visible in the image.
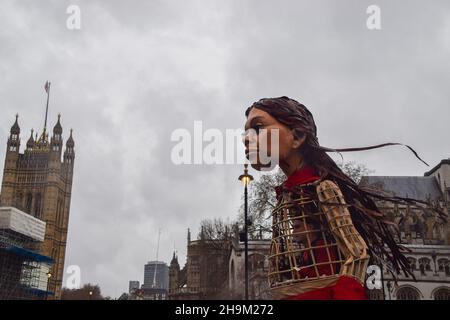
[268,179,369,299]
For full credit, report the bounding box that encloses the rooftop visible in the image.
[359,176,442,202]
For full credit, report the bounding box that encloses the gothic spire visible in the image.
[66,129,74,148]
[10,114,20,135]
[26,129,35,149]
[53,113,62,135]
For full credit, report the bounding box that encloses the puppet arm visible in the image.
[316,180,370,282]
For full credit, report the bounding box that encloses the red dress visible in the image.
[275,166,367,300]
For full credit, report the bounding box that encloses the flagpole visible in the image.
[44,81,51,131]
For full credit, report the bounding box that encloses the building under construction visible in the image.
[0,206,53,299]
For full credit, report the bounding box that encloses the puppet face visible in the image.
[244,108,303,171]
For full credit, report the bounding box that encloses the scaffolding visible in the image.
[0,207,54,300]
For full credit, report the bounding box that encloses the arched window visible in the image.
[56,197,64,227]
[396,286,421,300]
[432,223,444,241]
[438,259,450,276]
[34,193,42,219]
[250,253,266,273]
[14,191,23,211]
[419,258,431,275]
[434,288,450,300]
[52,248,58,263]
[26,193,33,213]
[407,257,417,271]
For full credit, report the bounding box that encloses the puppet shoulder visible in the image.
[315,179,346,203]
[316,179,340,193]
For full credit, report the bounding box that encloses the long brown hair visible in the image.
[246,96,446,279]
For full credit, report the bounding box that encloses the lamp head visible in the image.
[239,164,254,186]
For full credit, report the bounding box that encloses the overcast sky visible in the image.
[0,0,449,298]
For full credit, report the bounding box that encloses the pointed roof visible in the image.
[170,251,179,265]
[26,129,35,148]
[10,114,20,134]
[187,228,191,244]
[53,114,62,135]
[66,129,74,148]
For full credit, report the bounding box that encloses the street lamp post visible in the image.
[89,290,93,300]
[239,164,253,300]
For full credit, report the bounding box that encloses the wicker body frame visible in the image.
[268,179,370,299]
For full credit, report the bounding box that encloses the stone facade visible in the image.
[0,115,75,299]
[228,239,272,300]
[168,228,231,300]
[361,158,450,300]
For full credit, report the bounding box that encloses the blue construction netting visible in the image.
[5,245,54,264]
[22,286,54,297]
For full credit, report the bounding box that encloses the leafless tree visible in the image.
[197,218,235,242]
[61,283,106,300]
[338,161,374,184]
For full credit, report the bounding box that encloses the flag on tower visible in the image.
[44,81,50,93]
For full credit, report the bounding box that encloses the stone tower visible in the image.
[0,114,75,299]
[168,251,180,295]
